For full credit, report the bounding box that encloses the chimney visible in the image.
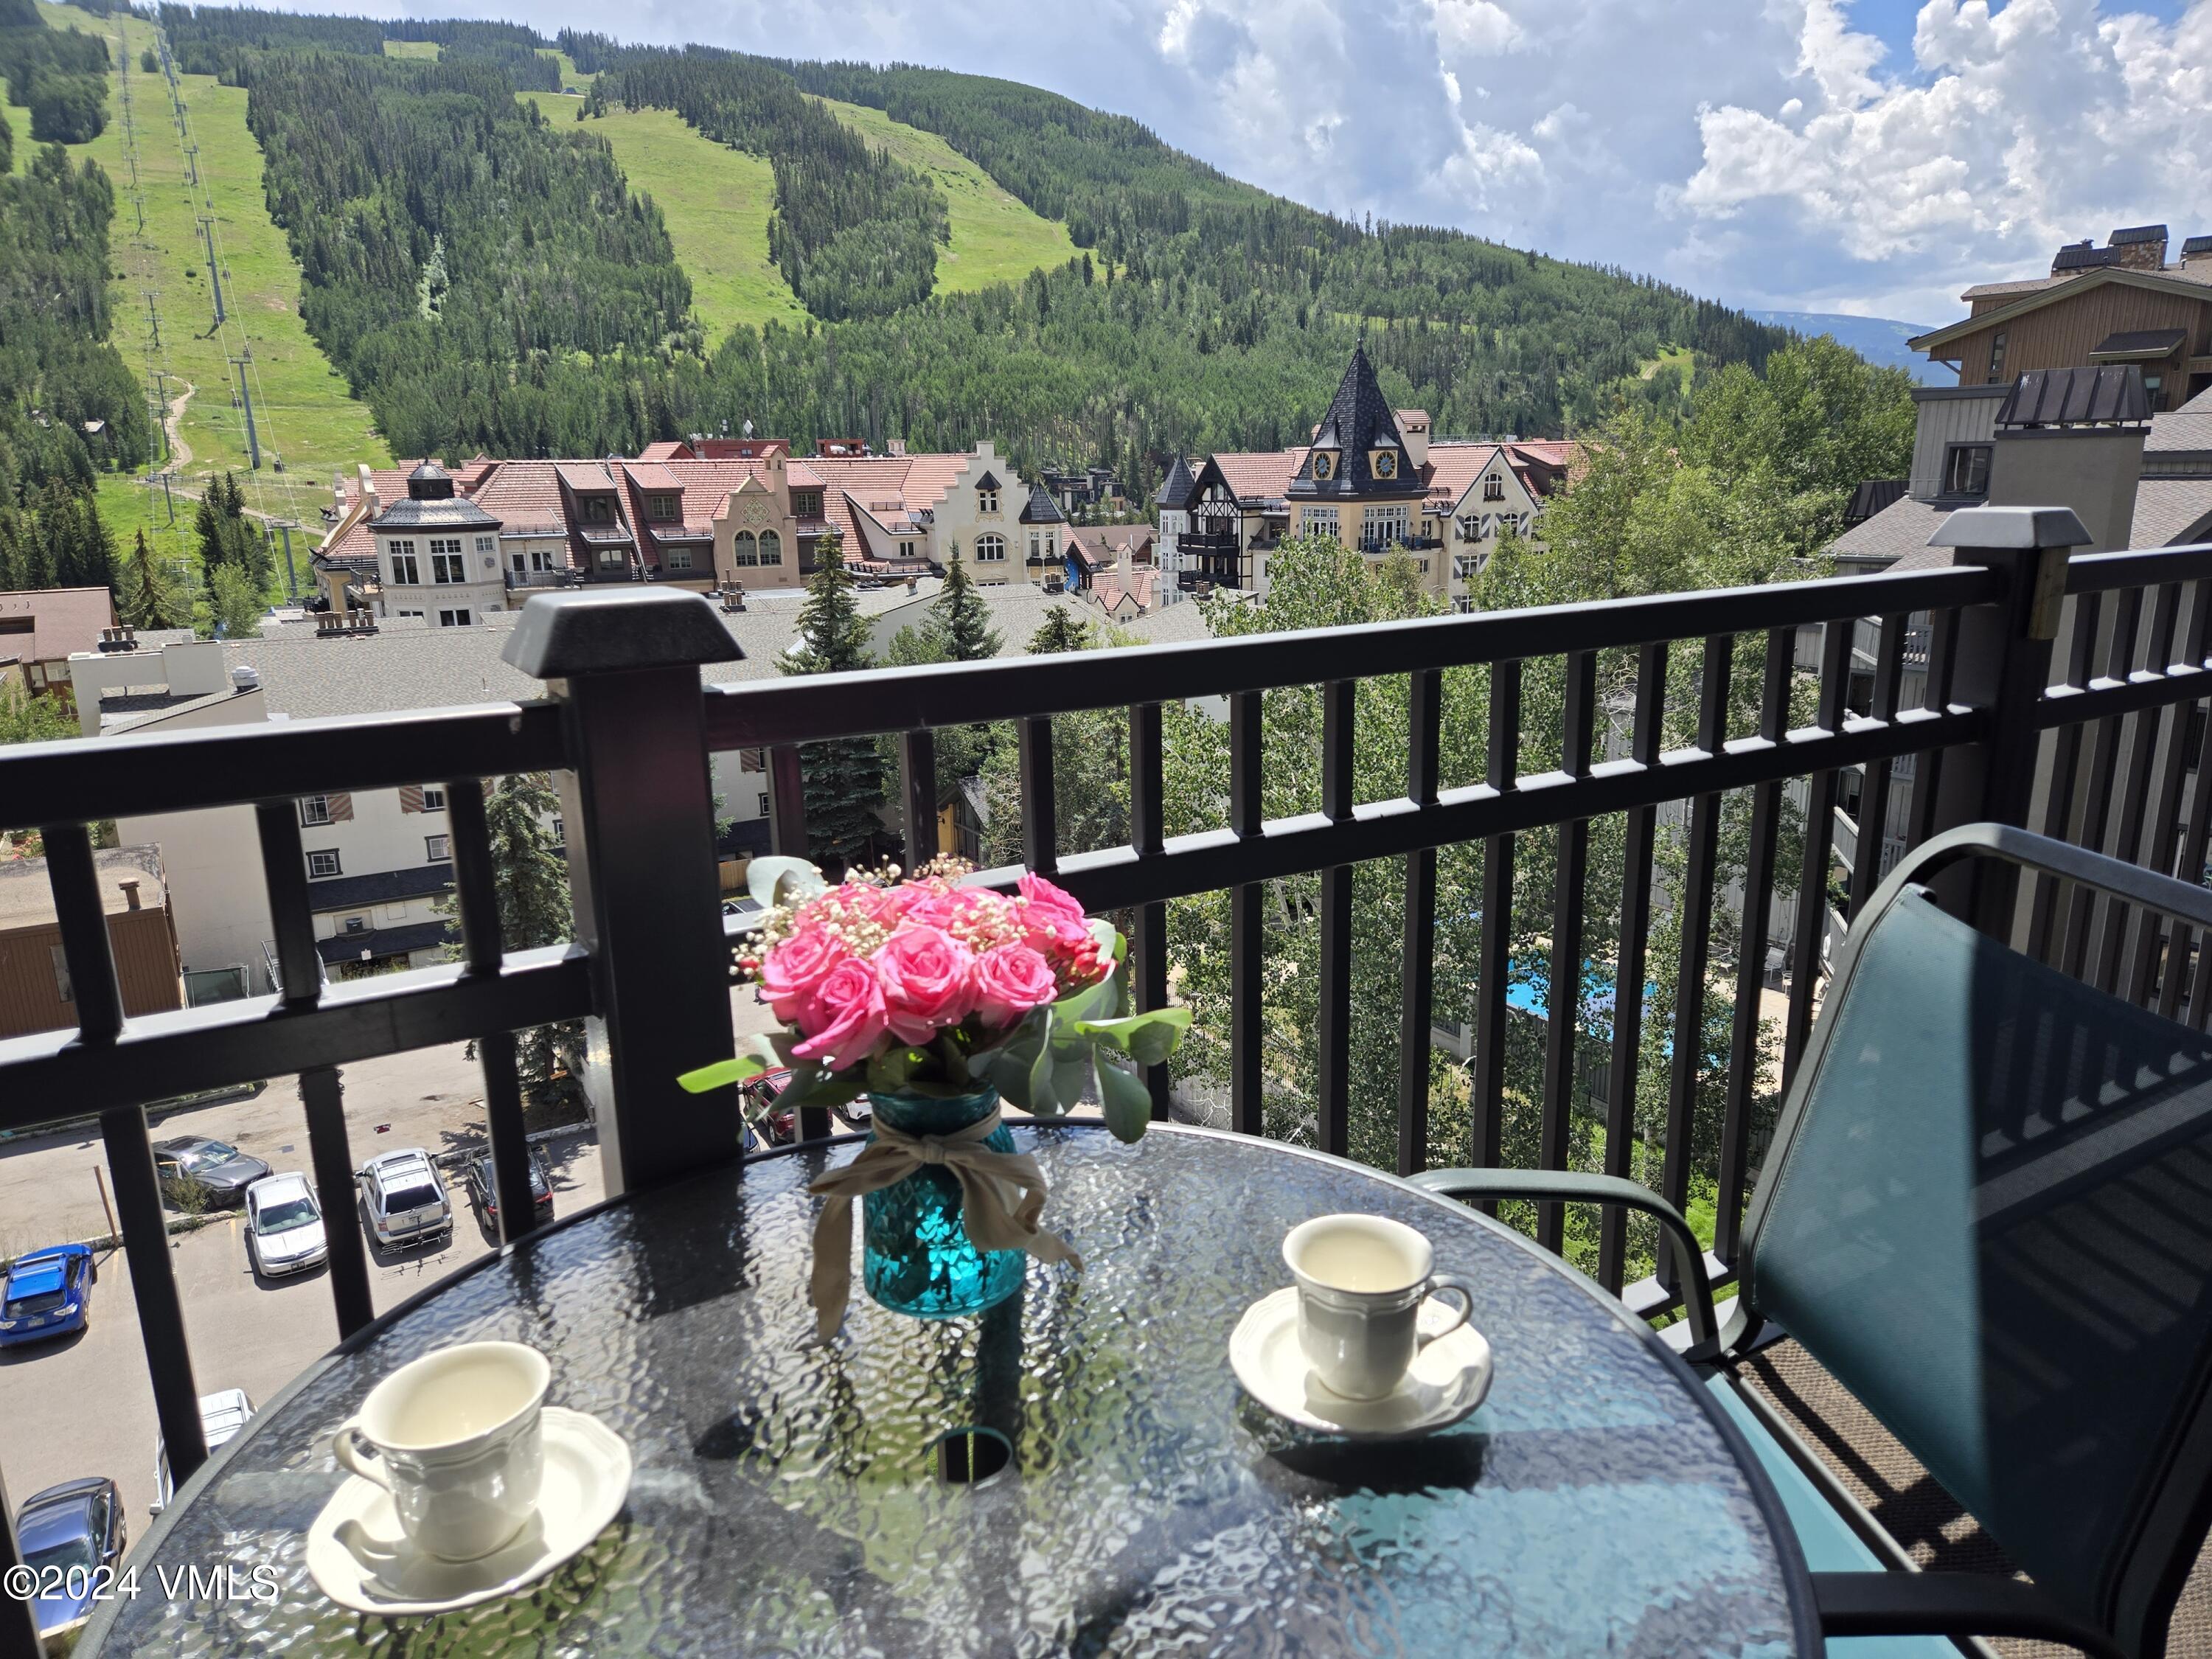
[2107,224,2169,271]
[119,878,142,910]
[358,462,379,517]
[2184,234,2212,270]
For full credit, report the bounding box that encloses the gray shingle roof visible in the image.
[369,494,501,532]
[305,862,455,911]
[2132,479,2212,549]
[1826,496,1955,568]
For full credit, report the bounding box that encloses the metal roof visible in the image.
[2053,244,2124,271]
[2108,224,2169,246]
[2185,235,2212,256]
[1995,365,2152,428]
[2090,328,2190,361]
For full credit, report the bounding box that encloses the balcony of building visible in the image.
[8,508,2212,1655]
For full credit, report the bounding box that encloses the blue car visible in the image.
[0,1243,94,1347]
[14,1476,125,1650]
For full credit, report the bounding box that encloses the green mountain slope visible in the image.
[16,3,389,572]
[135,7,1794,488]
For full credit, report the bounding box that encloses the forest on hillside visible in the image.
[143,7,1792,488]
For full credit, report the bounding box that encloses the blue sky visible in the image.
[272,1,2212,327]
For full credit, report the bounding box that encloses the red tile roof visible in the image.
[638,440,695,462]
[555,462,618,494]
[1211,448,1309,501]
[1419,441,1502,508]
[622,461,684,493]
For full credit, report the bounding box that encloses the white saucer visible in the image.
[1230,1287,1493,1440]
[306,1406,632,1617]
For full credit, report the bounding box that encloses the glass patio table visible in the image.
[86,1122,1816,1656]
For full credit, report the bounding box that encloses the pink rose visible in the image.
[1018,873,1088,931]
[790,958,889,1071]
[971,944,1059,1029]
[874,925,976,1044]
[758,925,850,1031]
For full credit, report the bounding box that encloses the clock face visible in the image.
[1374,451,1397,479]
[1310,452,1335,480]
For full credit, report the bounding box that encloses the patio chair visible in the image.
[1416,822,2212,1659]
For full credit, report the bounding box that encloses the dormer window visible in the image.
[1371,451,1398,481]
[978,487,999,514]
[1484,475,1504,501]
[647,494,680,521]
[582,496,613,524]
[791,490,822,519]
[1310,452,1336,481]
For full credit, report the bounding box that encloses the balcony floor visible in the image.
[1740,1340,2212,1657]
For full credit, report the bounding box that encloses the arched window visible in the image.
[975,535,1007,563]
[732,531,758,567]
[758,529,782,566]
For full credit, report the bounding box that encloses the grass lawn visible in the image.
[1640,344,1695,380]
[543,102,807,340]
[24,4,390,585]
[380,38,438,60]
[811,96,1079,296]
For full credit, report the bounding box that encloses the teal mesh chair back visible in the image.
[1742,828,2212,1647]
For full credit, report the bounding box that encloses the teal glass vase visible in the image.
[862,1087,1026,1321]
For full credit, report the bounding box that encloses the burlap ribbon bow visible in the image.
[806,1107,1082,1339]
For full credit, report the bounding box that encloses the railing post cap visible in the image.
[1927,505,2092,553]
[502,588,744,678]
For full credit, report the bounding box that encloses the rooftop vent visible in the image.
[316,609,378,637]
[231,664,260,692]
[96,625,138,653]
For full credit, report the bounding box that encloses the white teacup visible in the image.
[331,1340,550,1562]
[1284,1214,1477,1401]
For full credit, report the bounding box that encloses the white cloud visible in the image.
[253,0,2212,323]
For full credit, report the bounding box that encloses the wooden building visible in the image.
[1911,223,2212,411]
[0,846,183,1038]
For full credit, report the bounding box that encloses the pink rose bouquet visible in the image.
[679,856,1188,1141]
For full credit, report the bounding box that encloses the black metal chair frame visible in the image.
[1416,822,2212,1659]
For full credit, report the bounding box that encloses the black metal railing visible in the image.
[4,507,2211,1646]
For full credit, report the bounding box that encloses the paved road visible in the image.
[0,1127,604,1523]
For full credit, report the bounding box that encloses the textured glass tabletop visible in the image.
[91,1124,1812,1656]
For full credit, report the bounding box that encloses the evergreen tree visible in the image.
[481,771,585,1110]
[119,529,188,629]
[780,534,886,871]
[20,507,55,588]
[1028,605,1093,655]
[925,549,1001,661]
[0,509,21,590]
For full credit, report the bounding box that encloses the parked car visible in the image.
[13,1475,125,1652]
[355,1148,452,1251]
[150,1136,269,1210]
[741,1069,800,1145]
[243,1173,327,1276]
[459,1150,554,1234]
[0,1244,94,1347]
[150,1389,254,1514]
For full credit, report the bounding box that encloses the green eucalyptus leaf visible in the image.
[1088,917,1126,966]
[1026,1032,1060,1116]
[745,855,826,910]
[1096,1059,1151,1142]
[675,1053,768,1094]
[1071,1007,1192,1065]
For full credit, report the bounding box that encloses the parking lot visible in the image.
[0,1040,605,1521]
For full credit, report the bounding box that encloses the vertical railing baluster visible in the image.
[1229,692,1264,1136]
[768,744,807,857]
[2098,582,2179,995]
[2132,580,2212,1006]
[1316,679,1355,1159]
[1662,634,1732,1237]
[1905,608,1962,852]
[1717,630,1790,1262]
[1846,615,1908,919]
[1784,620,1850,1085]
[2061,586,2140,978]
[2027,593,2101,963]
[2166,699,2212,1023]
[1537,651,1596,1253]
[254,801,379,1328]
[900,728,939,871]
[1600,641,1665,1294]
[1019,715,1057,877]
[1398,669,1441,1176]
[1129,702,1170,1120]
[448,777,556,1220]
[1473,660,1521,1174]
